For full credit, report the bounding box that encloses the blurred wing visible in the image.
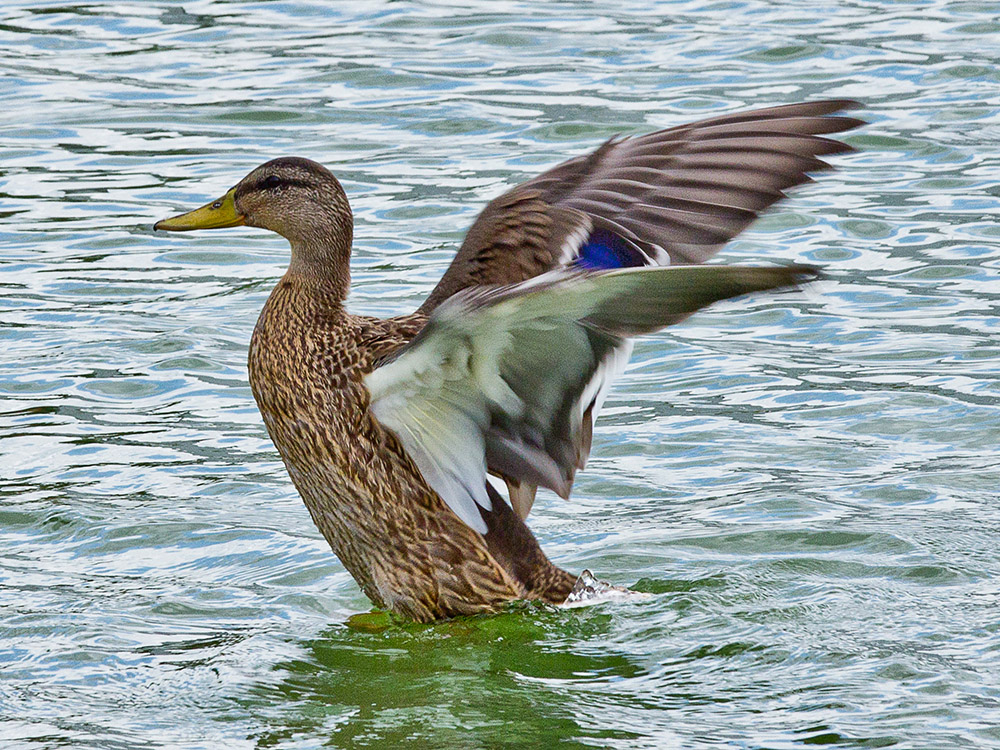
[369,264,818,533]
[419,99,861,312]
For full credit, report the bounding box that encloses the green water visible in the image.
[3,1,1000,748]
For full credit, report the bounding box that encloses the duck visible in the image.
[155,99,862,622]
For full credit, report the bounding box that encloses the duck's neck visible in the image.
[284,213,353,301]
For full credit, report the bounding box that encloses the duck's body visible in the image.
[155,100,862,621]
[250,281,573,618]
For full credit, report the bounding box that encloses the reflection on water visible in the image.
[3,1,1000,748]
[252,610,649,748]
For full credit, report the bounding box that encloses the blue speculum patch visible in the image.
[575,228,646,269]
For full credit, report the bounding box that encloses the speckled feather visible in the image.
[248,280,575,620]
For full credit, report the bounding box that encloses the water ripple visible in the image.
[3,1,1000,748]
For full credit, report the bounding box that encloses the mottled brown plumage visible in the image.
[155,101,862,621]
[248,277,569,620]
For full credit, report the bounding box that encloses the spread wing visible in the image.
[418,99,861,313]
[370,264,819,534]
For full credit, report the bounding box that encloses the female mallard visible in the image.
[155,100,861,622]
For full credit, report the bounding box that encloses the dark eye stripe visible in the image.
[235,175,313,202]
[258,176,312,191]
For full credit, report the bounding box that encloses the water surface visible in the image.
[3,1,1000,748]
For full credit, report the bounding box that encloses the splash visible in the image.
[560,570,652,609]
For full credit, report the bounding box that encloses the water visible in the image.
[3,0,1000,747]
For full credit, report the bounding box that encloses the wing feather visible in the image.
[419,100,861,311]
[368,264,818,533]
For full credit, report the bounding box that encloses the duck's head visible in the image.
[155,157,353,281]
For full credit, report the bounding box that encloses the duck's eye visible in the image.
[262,175,282,190]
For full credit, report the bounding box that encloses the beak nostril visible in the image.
[212,201,222,209]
